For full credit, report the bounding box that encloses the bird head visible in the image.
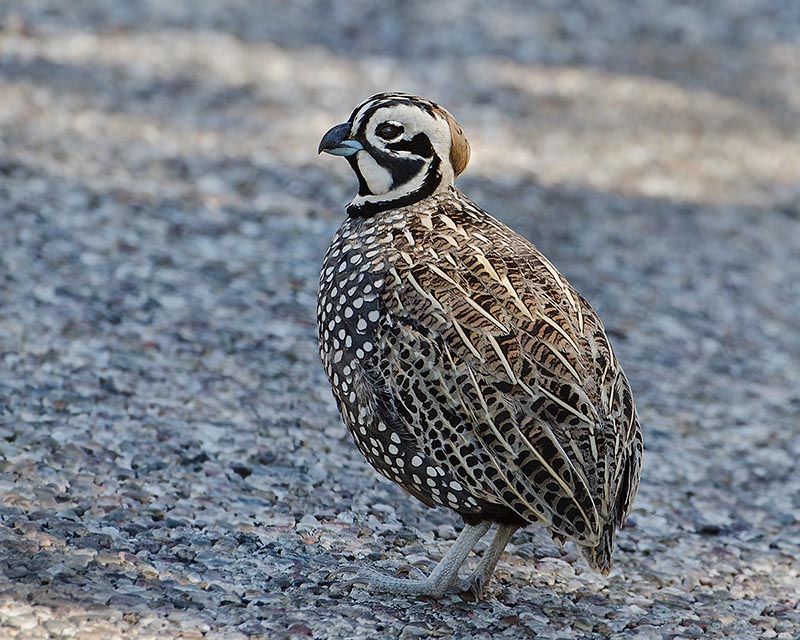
[319,93,470,217]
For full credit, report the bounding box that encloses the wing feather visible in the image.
[362,201,641,546]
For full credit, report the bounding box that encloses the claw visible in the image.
[328,566,376,592]
[396,563,427,579]
[329,566,387,589]
[470,576,486,600]
[326,565,361,580]
[341,576,371,589]
[455,575,487,600]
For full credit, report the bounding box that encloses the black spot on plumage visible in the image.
[494,379,515,393]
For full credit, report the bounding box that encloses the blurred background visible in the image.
[1,1,799,638]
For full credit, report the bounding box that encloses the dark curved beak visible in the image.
[318,122,364,156]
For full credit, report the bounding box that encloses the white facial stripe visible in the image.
[355,153,393,194]
[351,96,392,133]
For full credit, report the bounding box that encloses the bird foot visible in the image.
[326,522,493,598]
[327,565,455,597]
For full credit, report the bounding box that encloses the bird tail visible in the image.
[581,444,641,575]
[579,523,615,575]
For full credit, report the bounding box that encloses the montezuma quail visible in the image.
[317,93,642,598]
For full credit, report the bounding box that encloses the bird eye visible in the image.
[376,122,404,140]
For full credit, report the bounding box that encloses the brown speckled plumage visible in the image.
[318,93,642,598]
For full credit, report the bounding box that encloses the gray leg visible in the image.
[457,523,518,598]
[330,521,491,597]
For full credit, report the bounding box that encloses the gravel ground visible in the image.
[1,2,799,639]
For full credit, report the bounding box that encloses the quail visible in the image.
[317,93,642,598]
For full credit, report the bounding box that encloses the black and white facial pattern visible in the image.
[342,94,457,218]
